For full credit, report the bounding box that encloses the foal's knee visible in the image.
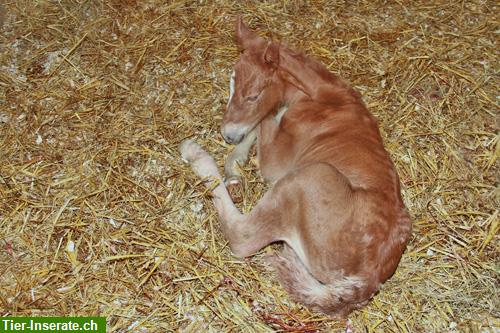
[229,244,249,258]
[222,226,250,258]
[224,222,276,259]
[228,239,262,258]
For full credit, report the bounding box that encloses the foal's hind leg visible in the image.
[224,129,256,185]
[180,140,282,257]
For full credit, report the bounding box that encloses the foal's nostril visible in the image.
[222,133,233,144]
[222,132,242,145]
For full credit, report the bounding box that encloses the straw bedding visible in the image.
[0,1,498,332]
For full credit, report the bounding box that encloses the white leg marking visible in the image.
[180,140,242,221]
[224,129,257,183]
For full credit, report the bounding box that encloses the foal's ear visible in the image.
[235,16,260,50]
[264,42,280,69]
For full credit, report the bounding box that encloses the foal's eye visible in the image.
[245,95,259,103]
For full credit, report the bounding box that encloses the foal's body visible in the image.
[181,18,411,316]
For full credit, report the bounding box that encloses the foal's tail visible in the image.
[266,245,372,317]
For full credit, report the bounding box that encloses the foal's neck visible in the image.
[279,47,360,105]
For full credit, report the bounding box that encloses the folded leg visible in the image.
[180,140,281,257]
[224,129,256,184]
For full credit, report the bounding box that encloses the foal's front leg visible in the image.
[224,129,256,185]
[180,139,280,257]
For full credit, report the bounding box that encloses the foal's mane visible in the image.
[278,44,361,104]
[283,46,338,82]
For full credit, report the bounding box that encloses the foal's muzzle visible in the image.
[221,123,248,145]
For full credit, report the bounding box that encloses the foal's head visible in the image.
[221,18,285,144]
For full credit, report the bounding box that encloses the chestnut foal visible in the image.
[180,18,411,316]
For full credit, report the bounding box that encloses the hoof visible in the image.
[224,176,241,186]
[226,178,243,204]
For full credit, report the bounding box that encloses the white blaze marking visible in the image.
[228,70,235,106]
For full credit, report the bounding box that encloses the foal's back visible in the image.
[269,82,398,192]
